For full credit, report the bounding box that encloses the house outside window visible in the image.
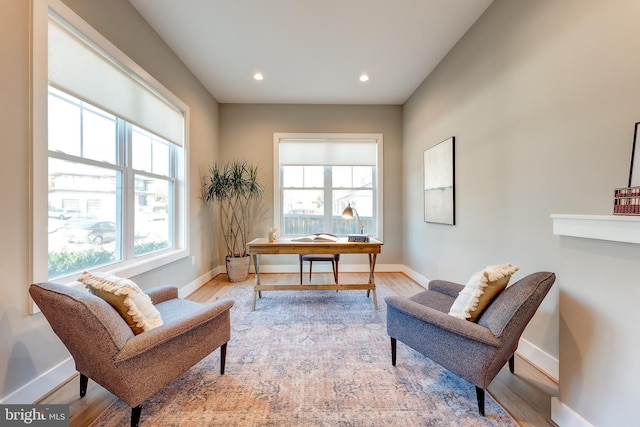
[274,133,383,238]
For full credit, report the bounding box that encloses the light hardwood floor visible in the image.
[38,272,558,426]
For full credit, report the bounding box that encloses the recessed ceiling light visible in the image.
[253,72,264,81]
[359,74,370,82]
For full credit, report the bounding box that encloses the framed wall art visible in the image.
[423,136,455,225]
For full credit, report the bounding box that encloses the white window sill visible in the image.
[50,248,189,286]
[31,248,188,314]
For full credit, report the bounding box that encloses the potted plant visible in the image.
[203,160,265,281]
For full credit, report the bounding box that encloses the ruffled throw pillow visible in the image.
[78,271,163,334]
[448,264,519,322]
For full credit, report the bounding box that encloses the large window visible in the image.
[47,88,177,278]
[32,0,188,284]
[275,134,383,238]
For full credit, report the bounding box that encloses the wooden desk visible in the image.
[246,237,383,311]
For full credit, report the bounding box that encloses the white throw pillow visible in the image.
[448,264,519,321]
[77,271,163,334]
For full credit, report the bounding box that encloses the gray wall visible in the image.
[218,103,403,267]
[0,0,220,400]
[403,0,640,422]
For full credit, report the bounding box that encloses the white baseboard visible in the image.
[0,357,76,404]
[552,397,594,427]
[516,337,558,382]
[401,265,430,288]
[179,268,217,298]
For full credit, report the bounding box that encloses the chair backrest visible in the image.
[477,272,555,342]
[29,282,134,374]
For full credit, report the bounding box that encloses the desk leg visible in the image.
[369,253,378,310]
[252,254,261,311]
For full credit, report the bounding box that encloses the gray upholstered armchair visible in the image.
[29,282,234,427]
[385,271,555,416]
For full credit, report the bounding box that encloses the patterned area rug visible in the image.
[91,281,518,426]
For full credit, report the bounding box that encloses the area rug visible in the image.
[90,280,518,426]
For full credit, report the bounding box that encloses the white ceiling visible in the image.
[128,0,493,105]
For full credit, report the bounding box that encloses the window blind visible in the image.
[279,139,377,166]
[48,16,184,146]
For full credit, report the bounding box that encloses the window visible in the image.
[47,88,177,278]
[32,0,188,285]
[274,134,383,238]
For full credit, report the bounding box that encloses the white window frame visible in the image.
[273,133,384,240]
[31,0,189,293]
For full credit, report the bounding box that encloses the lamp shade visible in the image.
[342,204,354,219]
[342,203,364,234]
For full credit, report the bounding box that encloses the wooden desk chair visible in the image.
[299,254,340,284]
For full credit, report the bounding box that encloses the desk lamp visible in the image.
[342,202,364,234]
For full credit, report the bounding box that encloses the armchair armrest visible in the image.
[385,295,500,347]
[145,285,179,304]
[113,299,234,363]
[427,279,464,298]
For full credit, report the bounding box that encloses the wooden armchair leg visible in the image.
[475,386,485,416]
[79,373,88,397]
[509,354,515,373]
[299,259,303,284]
[390,337,397,366]
[131,405,142,427]
[220,342,228,375]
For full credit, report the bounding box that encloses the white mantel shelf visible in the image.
[551,214,640,245]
